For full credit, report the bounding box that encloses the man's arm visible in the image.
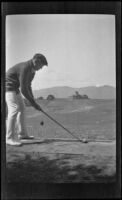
[19,67,42,110]
[27,71,35,99]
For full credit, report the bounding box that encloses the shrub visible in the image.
[47,95,55,101]
[37,96,44,100]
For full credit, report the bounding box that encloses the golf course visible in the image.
[6,98,116,183]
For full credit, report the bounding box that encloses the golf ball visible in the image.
[40,121,44,126]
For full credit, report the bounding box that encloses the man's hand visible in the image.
[34,104,43,111]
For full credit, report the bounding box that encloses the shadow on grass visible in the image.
[6,153,116,183]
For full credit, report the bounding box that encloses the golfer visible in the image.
[6,53,48,146]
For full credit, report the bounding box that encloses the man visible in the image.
[6,53,48,146]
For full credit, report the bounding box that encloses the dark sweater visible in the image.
[6,59,38,108]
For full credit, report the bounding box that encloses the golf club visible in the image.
[40,109,88,143]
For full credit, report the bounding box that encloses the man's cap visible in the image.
[33,53,48,66]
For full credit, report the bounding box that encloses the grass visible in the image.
[6,99,116,184]
[25,99,116,141]
[7,153,116,183]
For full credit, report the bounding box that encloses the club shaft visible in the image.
[41,110,82,141]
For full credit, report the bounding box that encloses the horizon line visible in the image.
[33,84,116,91]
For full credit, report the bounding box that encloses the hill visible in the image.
[33,85,116,99]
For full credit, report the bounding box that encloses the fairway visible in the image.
[25,99,116,141]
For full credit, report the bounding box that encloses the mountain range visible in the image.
[33,85,116,99]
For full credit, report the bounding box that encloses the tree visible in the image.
[73,91,82,99]
[73,91,89,99]
[38,96,44,100]
[82,95,89,99]
[47,94,55,101]
[75,91,80,96]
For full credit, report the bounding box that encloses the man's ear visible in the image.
[35,59,41,65]
[32,59,36,66]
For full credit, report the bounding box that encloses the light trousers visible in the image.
[6,91,28,140]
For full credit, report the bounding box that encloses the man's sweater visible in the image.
[6,59,38,108]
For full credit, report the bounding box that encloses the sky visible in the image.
[6,14,116,90]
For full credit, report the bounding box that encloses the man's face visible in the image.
[33,58,44,71]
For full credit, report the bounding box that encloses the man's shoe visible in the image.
[18,135,34,140]
[6,139,22,146]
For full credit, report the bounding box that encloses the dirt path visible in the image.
[6,139,116,183]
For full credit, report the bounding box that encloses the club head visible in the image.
[81,138,88,143]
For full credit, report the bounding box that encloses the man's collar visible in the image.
[29,59,36,72]
[31,66,36,73]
